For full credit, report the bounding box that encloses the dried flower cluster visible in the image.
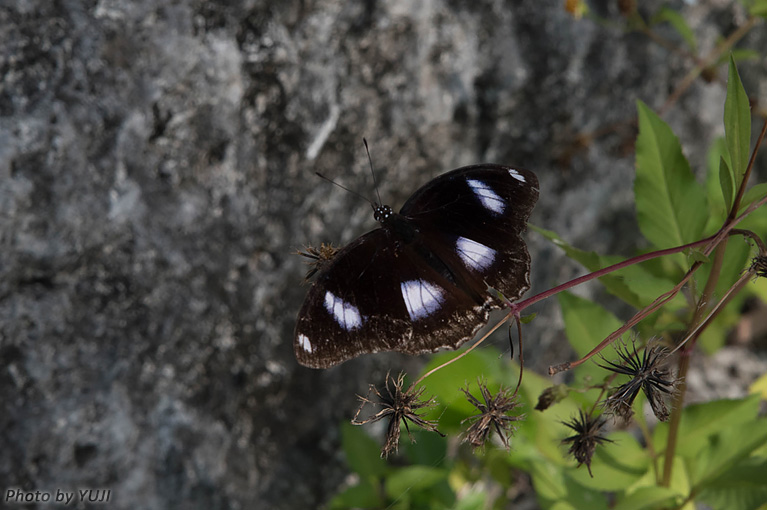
[599,341,676,421]
[561,411,612,477]
[535,384,569,411]
[461,380,523,450]
[297,243,339,281]
[349,340,677,471]
[352,372,442,458]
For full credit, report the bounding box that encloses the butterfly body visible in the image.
[295,165,539,368]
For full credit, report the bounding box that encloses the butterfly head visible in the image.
[373,204,393,223]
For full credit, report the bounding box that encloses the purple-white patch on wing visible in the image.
[467,179,505,214]
[456,236,496,271]
[400,279,445,321]
[324,291,363,330]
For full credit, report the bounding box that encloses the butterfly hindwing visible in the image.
[294,229,490,368]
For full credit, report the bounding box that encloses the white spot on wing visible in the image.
[456,236,496,271]
[400,280,445,321]
[323,291,363,330]
[508,169,525,183]
[467,179,505,214]
[297,334,314,353]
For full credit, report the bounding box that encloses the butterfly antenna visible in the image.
[314,172,374,206]
[363,138,383,206]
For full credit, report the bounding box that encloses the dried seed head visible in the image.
[296,243,339,281]
[461,379,523,451]
[561,411,612,477]
[352,372,443,458]
[535,384,569,411]
[599,341,676,422]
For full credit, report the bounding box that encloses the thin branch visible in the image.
[412,313,512,387]
[731,115,767,220]
[514,234,717,313]
[660,16,759,114]
[548,224,764,375]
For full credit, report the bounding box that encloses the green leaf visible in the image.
[451,488,486,510]
[665,455,693,498]
[697,456,767,510]
[689,250,710,264]
[719,157,735,212]
[549,503,579,510]
[340,421,388,478]
[751,372,767,399]
[561,473,610,510]
[328,479,382,509]
[549,503,580,510]
[724,55,752,187]
[531,225,682,311]
[514,372,589,466]
[713,48,762,70]
[384,465,448,498]
[529,460,568,503]
[634,101,708,264]
[739,182,767,213]
[421,348,506,431]
[567,431,651,491]
[712,235,751,294]
[652,7,697,51]
[401,428,447,466]
[531,225,642,307]
[529,460,609,510]
[613,486,683,510]
[557,291,626,382]
[748,0,767,17]
[690,420,767,487]
[697,236,751,354]
[653,395,762,458]
[705,137,730,229]
[730,47,762,63]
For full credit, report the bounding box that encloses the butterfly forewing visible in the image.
[401,165,539,305]
[295,164,539,368]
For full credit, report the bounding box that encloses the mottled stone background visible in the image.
[1,1,766,509]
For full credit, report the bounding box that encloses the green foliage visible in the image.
[557,291,623,383]
[336,348,767,509]
[745,0,767,17]
[336,364,767,509]
[331,19,767,510]
[724,55,751,184]
[634,100,708,265]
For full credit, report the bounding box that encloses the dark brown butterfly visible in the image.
[295,165,539,368]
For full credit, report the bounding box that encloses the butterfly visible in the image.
[295,164,539,368]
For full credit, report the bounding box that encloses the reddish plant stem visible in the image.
[512,234,717,313]
[662,115,767,484]
[413,313,512,387]
[511,316,525,397]
[730,108,767,220]
[674,268,755,356]
[545,191,767,376]
[660,16,758,114]
[548,257,704,375]
[662,240,726,486]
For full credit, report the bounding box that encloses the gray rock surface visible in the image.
[1,1,765,509]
